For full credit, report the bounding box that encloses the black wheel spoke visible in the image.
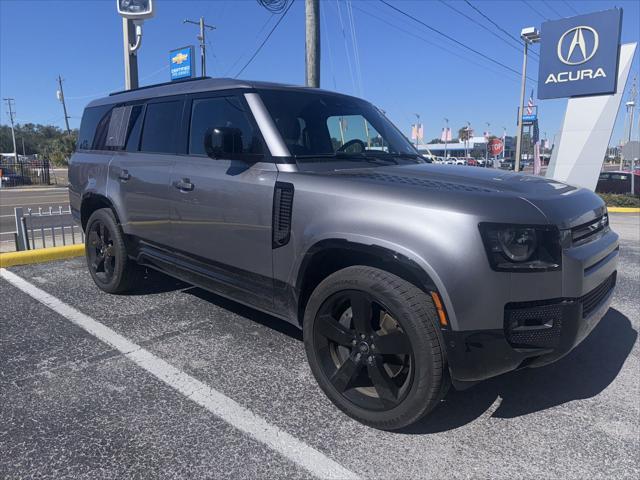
[368,358,399,406]
[330,356,362,392]
[99,222,106,243]
[92,253,105,273]
[317,315,355,347]
[349,292,373,334]
[88,231,101,248]
[104,256,115,276]
[374,332,411,355]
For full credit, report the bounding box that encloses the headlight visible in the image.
[479,223,561,272]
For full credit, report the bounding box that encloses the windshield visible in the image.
[258,89,420,164]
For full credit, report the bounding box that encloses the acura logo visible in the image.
[557,26,599,65]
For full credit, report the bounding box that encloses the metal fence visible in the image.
[14,206,84,251]
[1,159,51,187]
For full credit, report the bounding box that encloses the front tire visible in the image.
[303,266,448,430]
[85,208,141,294]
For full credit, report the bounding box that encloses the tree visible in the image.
[458,126,472,142]
[0,123,77,166]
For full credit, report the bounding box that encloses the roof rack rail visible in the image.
[109,76,211,96]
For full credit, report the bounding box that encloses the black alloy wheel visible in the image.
[87,219,116,283]
[314,290,414,411]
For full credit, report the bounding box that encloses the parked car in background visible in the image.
[461,157,478,166]
[499,158,522,171]
[0,165,32,187]
[596,171,640,195]
[444,157,456,165]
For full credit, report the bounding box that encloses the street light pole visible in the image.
[444,118,449,159]
[515,27,540,173]
[485,122,490,167]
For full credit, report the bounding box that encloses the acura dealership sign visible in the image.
[537,9,622,99]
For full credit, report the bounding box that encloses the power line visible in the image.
[562,1,580,16]
[225,13,275,76]
[320,1,338,89]
[542,0,564,18]
[346,0,364,96]
[235,0,295,78]
[441,0,531,60]
[353,5,522,84]
[521,0,550,21]
[335,0,357,94]
[462,0,539,59]
[379,0,537,83]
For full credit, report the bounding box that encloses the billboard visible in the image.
[170,46,195,81]
[537,9,622,100]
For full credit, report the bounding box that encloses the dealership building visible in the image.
[416,136,516,159]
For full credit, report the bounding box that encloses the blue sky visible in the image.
[1,0,638,146]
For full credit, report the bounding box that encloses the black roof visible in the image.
[87,77,343,108]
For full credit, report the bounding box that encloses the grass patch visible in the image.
[598,193,640,208]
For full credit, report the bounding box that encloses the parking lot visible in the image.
[1,214,638,479]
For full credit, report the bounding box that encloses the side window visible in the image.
[125,105,144,152]
[77,105,111,150]
[140,101,181,154]
[598,173,610,180]
[189,96,263,157]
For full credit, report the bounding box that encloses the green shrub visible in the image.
[598,193,640,208]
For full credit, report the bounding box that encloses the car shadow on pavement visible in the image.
[185,287,304,341]
[402,308,637,435]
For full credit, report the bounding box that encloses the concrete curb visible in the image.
[0,244,84,268]
[608,207,640,213]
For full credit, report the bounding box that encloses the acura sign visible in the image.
[537,9,622,100]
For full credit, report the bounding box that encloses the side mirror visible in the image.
[204,127,244,159]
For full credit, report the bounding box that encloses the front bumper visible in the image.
[443,271,617,384]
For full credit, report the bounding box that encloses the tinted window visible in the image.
[125,105,144,152]
[189,96,263,156]
[77,105,111,150]
[140,101,181,154]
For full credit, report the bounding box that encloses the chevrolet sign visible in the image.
[537,9,622,100]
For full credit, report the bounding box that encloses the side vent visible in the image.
[272,182,294,248]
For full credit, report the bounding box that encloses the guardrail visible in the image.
[14,206,84,251]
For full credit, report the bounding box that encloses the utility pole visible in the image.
[184,17,216,77]
[122,18,141,90]
[444,118,449,159]
[485,122,491,166]
[3,98,18,164]
[621,75,637,169]
[305,0,320,87]
[56,75,72,135]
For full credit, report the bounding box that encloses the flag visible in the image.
[526,89,534,115]
[440,127,452,142]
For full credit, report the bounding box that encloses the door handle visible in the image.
[174,178,194,192]
[118,169,131,181]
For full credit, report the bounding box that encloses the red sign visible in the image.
[488,138,504,156]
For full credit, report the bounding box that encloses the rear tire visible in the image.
[85,208,142,294]
[303,266,449,430]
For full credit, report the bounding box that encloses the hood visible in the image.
[326,164,605,228]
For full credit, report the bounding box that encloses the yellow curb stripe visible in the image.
[0,244,84,268]
[608,207,640,213]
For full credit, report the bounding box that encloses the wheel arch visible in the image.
[294,238,450,327]
[80,193,122,231]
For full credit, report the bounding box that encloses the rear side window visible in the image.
[77,104,144,151]
[140,101,181,154]
[77,105,111,150]
[189,96,263,157]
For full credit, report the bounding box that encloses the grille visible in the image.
[272,182,294,248]
[580,272,616,318]
[571,214,609,245]
[505,304,564,349]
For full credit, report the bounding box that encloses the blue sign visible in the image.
[169,46,195,81]
[522,114,537,123]
[537,9,622,100]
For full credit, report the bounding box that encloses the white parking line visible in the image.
[0,268,359,480]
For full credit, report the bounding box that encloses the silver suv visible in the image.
[69,78,618,430]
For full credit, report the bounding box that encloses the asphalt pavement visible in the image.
[0,214,638,479]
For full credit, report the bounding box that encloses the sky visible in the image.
[1,0,639,147]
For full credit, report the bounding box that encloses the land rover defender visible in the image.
[69,78,618,430]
